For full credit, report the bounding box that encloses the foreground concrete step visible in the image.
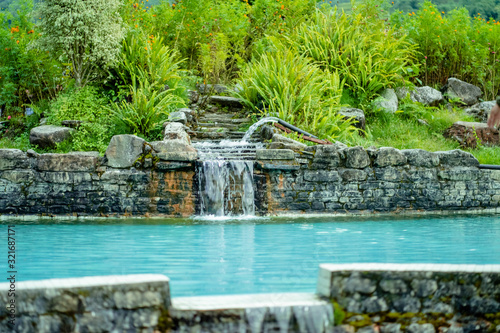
[170,293,334,333]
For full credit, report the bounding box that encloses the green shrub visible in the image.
[235,47,357,141]
[287,3,418,105]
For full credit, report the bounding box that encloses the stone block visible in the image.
[374,147,407,167]
[37,153,98,172]
[30,125,74,149]
[344,146,370,169]
[339,107,366,131]
[0,149,28,170]
[312,145,340,168]
[163,122,191,144]
[374,88,398,113]
[256,149,295,160]
[401,149,439,167]
[304,170,341,182]
[168,111,187,124]
[209,96,243,108]
[156,151,197,162]
[271,133,307,151]
[436,150,479,167]
[105,135,146,169]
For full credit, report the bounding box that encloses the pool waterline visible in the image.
[1,214,499,297]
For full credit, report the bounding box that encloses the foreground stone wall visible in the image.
[255,146,500,215]
[317,264,500,333]
[0,275,171,333]
[0,150,195,217]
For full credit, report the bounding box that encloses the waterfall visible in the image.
[194,140,262,217]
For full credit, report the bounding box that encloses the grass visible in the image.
[351,105,500,165]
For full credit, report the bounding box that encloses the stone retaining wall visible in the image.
[1,146,500,217]
[255,147,500,215]
[317,264,500,333]
[0,275,171,333]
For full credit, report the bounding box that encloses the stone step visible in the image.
[170,293,333,333]
[198,123,241,130]
[198,116,251,124]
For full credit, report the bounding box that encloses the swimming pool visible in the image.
[2,214,499,297]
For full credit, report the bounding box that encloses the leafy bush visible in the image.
[0,0,63,114]
[288,4,418,105]
[235,47,357,141]
[46,85,116,154]
[34,0,125,87]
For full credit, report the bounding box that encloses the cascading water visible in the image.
[241,117,280,142]
[194,140,263,217]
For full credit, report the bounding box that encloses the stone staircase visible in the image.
[192,111,255,141]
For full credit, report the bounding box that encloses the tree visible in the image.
[34,0,125,87]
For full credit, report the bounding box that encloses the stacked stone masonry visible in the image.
[1,145,500,216]
[0,275,171,333]
[318,264,500,333]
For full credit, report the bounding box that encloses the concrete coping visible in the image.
[0,274,169,291]
[319,263,500,273]
[171,292,327,311]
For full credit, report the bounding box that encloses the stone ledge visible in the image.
[0,274,170,291]
[318,263,500,274]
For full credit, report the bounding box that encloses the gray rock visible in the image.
[168,111,187,124]
[401,149,440,167]
[374,88,398,113]
[61,120,83,128]
[0,149,28,170]
[105,135,146,168]
[393,296,421,313]
[163,122,191,145]
[37,153,98,172]
[344,146,371,169]
[358,325,378,333]
[177,108,195,123]
[464,101,496,122]
[436,149,479,167]
[150,140,197,162]
[345,276,376,294]
[332,325,355,333]
[411,279,438,297]
[398,86,443,106]
[209,96,243,109]
[374,147,407,167]
[304,170,341,182]
[447,324,464,333]
[260,125,279,140]
[312,145,340,168]
[256,149,295,160]
[444,78,482,106]
[380,279,408,294]
[197,83,228,94]
[382,323,402,333]
[30,125,74,149]
[407,323,436,333]
[362,297,388,313]
[76,311,114,332]
[339,107,366,131]
[272,134,307,151]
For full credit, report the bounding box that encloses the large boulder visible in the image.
[397,86,444,106]
[463,101,496,122]
[374,89,398,113]
[150,140,197,162]
[339,107,366,131]
[30,125,74,149]
[443,78,482,106]
[163,122,191,145]
[443,121,499,148]
[105,135,146,168]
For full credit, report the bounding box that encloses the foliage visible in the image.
[288,3,418,105]
[391,0,500,99]
[236,47,357,141]
[46,86,116,154]
[0,0,63,114]
[109,75,185,139]
[34,0,125,88]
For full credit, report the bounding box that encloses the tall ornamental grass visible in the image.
[287,4,418,104]
[235,48,357,141]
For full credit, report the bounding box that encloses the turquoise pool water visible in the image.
[1,214,499,297]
